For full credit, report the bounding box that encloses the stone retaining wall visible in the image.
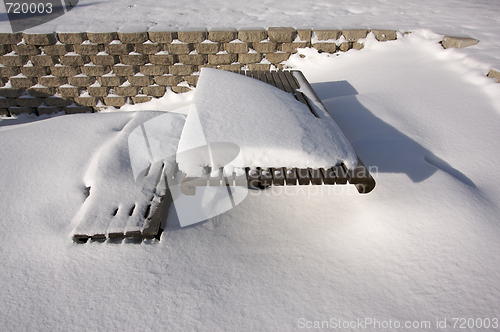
[0,28,491,117]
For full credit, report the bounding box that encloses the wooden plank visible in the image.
[346,156,376,193]
[273,167,285,186]
[283,70,300,90]
[271,71,285,91]
[73,234,89,243]
[261,168,273,187]
[246,167,260,187]
[309,168,323,185]
[254,71,267,84]
[90,234,106,242]
[143,183,173,238]
[264,71,275,87]
[285,167,297,185]
[321,167,336,185]
[296,168,311,185]
[300,92,319,118]
[107,232,124,239]
[125,230,141,239]
[295,91,310,107]
[277,71,294,93]
[250,70,259,81]
[334,164,349,184]
[292,70,325,106]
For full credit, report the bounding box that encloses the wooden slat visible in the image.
[107,231,124,239]
[264,71,275,87]
[246,167,260,187]
[271,71,285,91]
[283,70,300,90]
[125,230,141,238]
[321,167,336,185]
[91,234,106,241]
[292,70,324,105]
[273,167,285,186]
[296,168,311,185]
[277,71,294,93]
[261,168,273,187]
[142,188,171,238]
[309,168,323,185]
[295,91,310,107]
[346,157,376,193]
[334,165,349,184]
[285,167,297,185]
[73,234,89,243]
[254,71,267,84]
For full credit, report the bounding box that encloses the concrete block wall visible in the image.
[0,27,489,116]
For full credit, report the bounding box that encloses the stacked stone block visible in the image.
[1,28,404,116]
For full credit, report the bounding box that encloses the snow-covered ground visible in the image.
[1,1,500,331]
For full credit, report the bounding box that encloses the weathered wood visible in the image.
[321,167,336,185]
[254,71,267,83]
[285,167,297,185]
[283,70,300,90]
[273,167,285,186]
[246,167,260,187]
[107,232,124,239]
[277,71,294,93]
[334,164,349,184]
[296,168,311,185]
[261,168,273,187]
[91,234,106,241]
[309,168,323,185]
[125,230,141,238]
[295,91,310,108]
[73,234,89,243]
[264,71,275,86]
[292,70,324,106]
[143,187,172,239]
[346,156,376,193]
[271,71,285,91]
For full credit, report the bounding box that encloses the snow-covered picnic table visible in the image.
[72,68,375,242]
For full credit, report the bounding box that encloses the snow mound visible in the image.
[177,68,358,176]
[71,111,186,236]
